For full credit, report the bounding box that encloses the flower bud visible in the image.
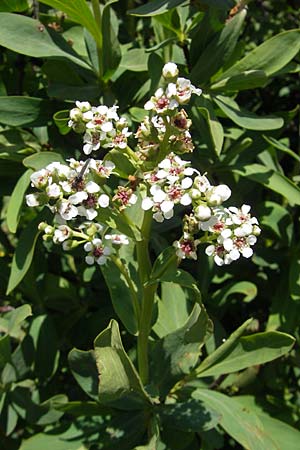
[194,205,212,221]
[162,62,179,79]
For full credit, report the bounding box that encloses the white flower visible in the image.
[58,200,78,220]
[84,238,111,265]
[46,183,61,198]
[105,234,129,245]
[53,225,72,243]
[26,193,41,207]
[76,101,91,111]
[162,62,179,79]
[30,169,50,189]
[193,175,211,193]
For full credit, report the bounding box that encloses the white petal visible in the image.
[142,198,154,210]
[86,181,100,193]
[160,200,174,213]
[69,191,88,204]
[181,177,193,189]
[242,247,253,258]
[223,238,233,251]
[98,194,110,208]
[85,255,95,265]
[153,211,164,222]
[205,245,215,256]
[241,204,251,214]
[180,193,192,206]
[84,242,93,252]
[164,208,174,220]
[101,121,113,132]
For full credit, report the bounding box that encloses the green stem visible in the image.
[136,210,156,385]
[111,255,141,321]
[91,0,103,79]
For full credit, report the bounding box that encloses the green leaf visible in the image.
[53,110,71,135]
[102,1,121,80]
[20,413,148,450]
[39,0,102,51]
[235,396,300,450]
[23,152,65,170]
[197,331,294,378]
[0,335,11,369]
[219,29,300,79]
[6,210,49,295]
[151,303,212,396]
[29,315,60,381]
[129,0,187,17]
[233,163,300,205]
[0,97,60,127]
[191,10,246,84]
[0,0,28,12]
[192,100,224,157]
[289,244,300,302]
[0,13,92,70]
[0,394,18,436]
[214,95,284,130]
[258,201,292,244]
[6,169,33,233]
[119,48,149,72]
[93,320,152,409]
[212,281,257,306]
[263,135,300,163]
[195,318,252,376]
[193,389,275,450]
[150,247,177,282]
[210,70,268,92]
[104,148,136,179]
[6,304,32,338]
[158,399,221,432]
[100,259,138,335]
[68,349,99,400]
[10,387,66,425]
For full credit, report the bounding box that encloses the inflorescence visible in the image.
[26,62,260,266]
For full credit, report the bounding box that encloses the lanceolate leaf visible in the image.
[0,13,92,70]
[129,0,187,17]
[193,390,277,450]
[214,95,284,130]
[0,97,60,127]
[196,331,295,377]
[6,169,33,233]
[233,163,300,205]
[219,29,300,79]
[6,209,50,295]
[191,9,246,84]
[210,70,268,92]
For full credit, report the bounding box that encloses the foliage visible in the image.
[0,0,300,449]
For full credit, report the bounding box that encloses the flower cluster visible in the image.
[26,159,114,221]
[136,64,200,160]
[68,102,131,155]
[141,153,197,222]
[25,62,260,267]
[38,220,129,266]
